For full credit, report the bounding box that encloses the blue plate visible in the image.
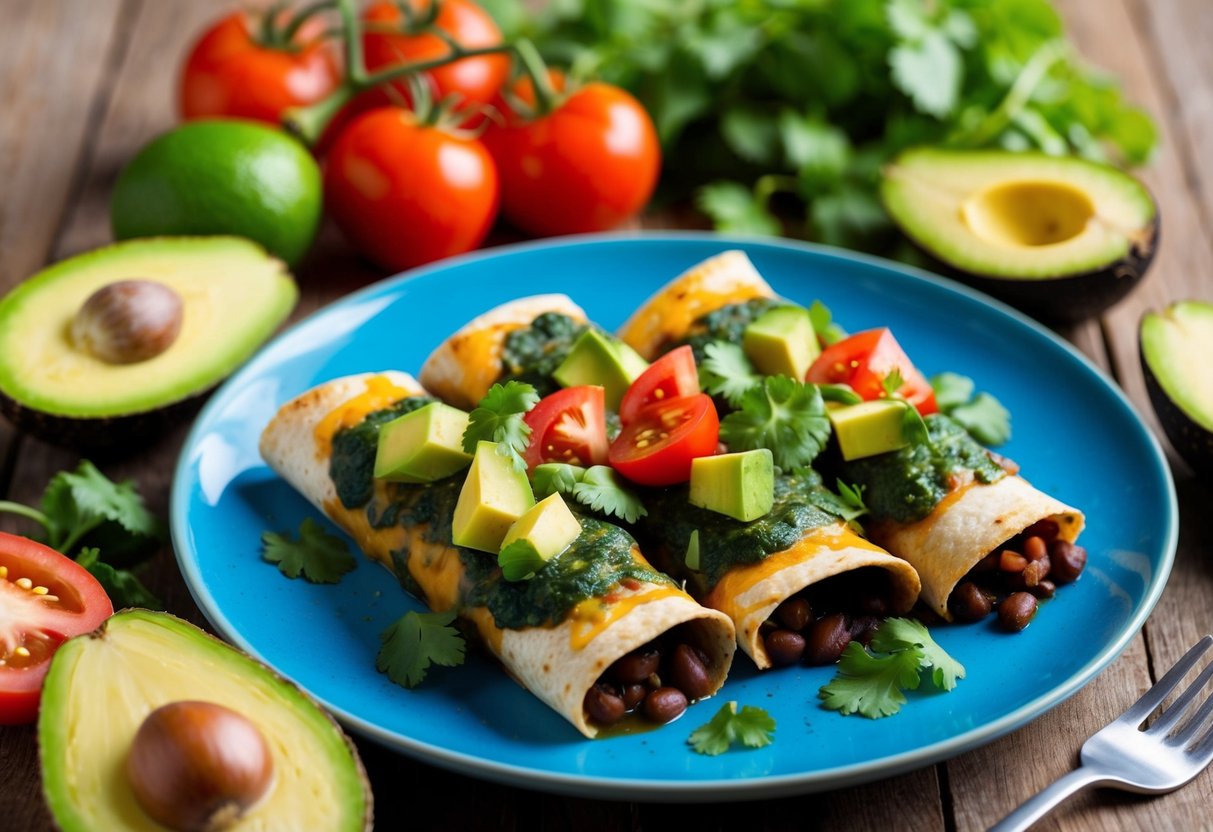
[171,233,1177,800]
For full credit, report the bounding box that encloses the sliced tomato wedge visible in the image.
[609,393,720,486]
[522,386,610,471]
[618,345,700,425]
[806,328,938,415]
[0,533,113,724]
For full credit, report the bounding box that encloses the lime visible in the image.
[111,119,322,267]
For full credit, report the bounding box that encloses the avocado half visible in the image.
[0,237,297,449]
[1141,300,1213,481]
[882,148,1158,321]
[38,610,373,831]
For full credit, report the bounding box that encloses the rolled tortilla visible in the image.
[260,371,735,738]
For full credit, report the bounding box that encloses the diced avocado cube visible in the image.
[373,402,473,483]
[828,400,910,460]
[553,328,649,410]
[743,305,820,380]
[688,449,774,522]
[452,441,536,553]
[498,493,582,580]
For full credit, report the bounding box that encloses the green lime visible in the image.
[111,119,322,267]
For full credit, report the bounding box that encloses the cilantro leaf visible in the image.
[688,701,776,755]
[819,641,925,718]
[900,401,931,447]
[930,373,1011,446]
[38,461,164,555]
[881,368,905,398]
[76,547,163,610]
[807,300,847,346]
[376,609,466,689]
[699,341,760,406]
[719,376,830,470]
[696,181,781,237]
[869,617,966,691]
[498,540,548,582]
[890,29,962,118]
[833,480,869,523]
[571,465,647,524]
[531,463,585,499]
[930,372,975,411]
[261,518,357,584]
[462,381,540,472]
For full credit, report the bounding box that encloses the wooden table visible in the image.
[2,1,1211,829]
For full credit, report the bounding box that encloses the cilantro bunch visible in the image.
[497,0,1156,250]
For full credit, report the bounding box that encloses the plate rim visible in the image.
[170,230,1178,801]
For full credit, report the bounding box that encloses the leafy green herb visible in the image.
[688,701,776,755]
[930,372,1012,446]
[572,465,647,524]
[833,480,869,523]
[261,518,357,584]
[75,548,162,610]
[498,540,548,582]
[808,300,847,346]
[818,384,862,406]
[531,463,586,499]
[684,529,700,571]
[376,609,466,689]
[870,617,966,690]
[696,182,781,236]
[699,341,761,406]
[720,376,830,470]
[462,381,540,472]
[879,369,931,448]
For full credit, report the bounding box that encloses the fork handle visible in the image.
[988,768,1111,832]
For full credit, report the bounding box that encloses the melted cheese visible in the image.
[313,375,414,458]
[567,586,684,651]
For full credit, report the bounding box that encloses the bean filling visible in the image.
[947,518,1087,632]
[584,629,714,728]
[759,568,893,668]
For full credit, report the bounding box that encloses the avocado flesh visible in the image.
[1141,301,1213,478]
[0,237,296,420]
[882,148,1156,280]
[38,610,371,832]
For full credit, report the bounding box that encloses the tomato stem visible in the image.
[278,0,339,46]
[512,38,558,117]
[0,501,50,533]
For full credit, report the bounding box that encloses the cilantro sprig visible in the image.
[0,460,165,609]
[931,372,1011,446]
[688,701,776,755]
[699,341,761,407]
[881,369,931,448]
[376,608,466,689]
[462,381,540,472]
[819,618,965,719]
[719,375,831,470]
[261,518,356,584]
[530,463,647,524]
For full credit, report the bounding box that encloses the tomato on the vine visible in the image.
[482,75,661,237]
[324,107,499,271]
[608,394,719,487]
[0,533,112,725]
[618,346,700,425]
[806,328,938,415]
[179,11,340,125]
[523,386,610,472]
[362,0,510,107]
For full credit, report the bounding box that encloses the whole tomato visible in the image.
[180,11,340,124]
[324,107,499,271]
[483,76,661,237]
[362,0,509,107]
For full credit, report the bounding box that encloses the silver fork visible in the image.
[991,635,1213,832]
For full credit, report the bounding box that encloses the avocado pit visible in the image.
[961,181,1095,248]
[71,279,183,365]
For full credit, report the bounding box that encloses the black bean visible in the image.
[775,597,812,632]
[1049,540,1087,584]
[804,613,852,665]
[667,643,713,700]
[857,593,889,616]
[949,581,992,622]
[621,683,647,710]
[1024,518,1060,541]
[584,683,625,725]
[610,646,660,684]
[1000,550,1028,572]
[848,614,882,645]
[998,592,1037,632]
[643,687,688,724]
[1023,535,1048,562]
[764,630,806,666]
[972,551,1001,573]
[1030,579,1056,600]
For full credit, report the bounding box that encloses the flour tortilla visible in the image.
[870,475,1085,619]
[260,372,735,738]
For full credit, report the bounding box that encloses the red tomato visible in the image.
[523,386,610,471]
[362,0,510,107]
[324,107,499,271]
[179,11,340,125]
[0,533,113,724]
[481,78,661,236]
[806,328,938,415]
[618,346,700,425]
[608,394,719,487]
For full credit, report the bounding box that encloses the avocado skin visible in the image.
[912,210,1158,323]
[0,388,204,452]
[1141,333,1213,483]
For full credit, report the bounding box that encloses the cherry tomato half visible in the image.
[324,107,499,271]
[806,328,938,415]
[179,11,340,125]
[618,345,700,425]
[608,394,719,487]
[523,386,610,472]
[482,77,661,237]
[362,0,510,107]
[0,533,113,724]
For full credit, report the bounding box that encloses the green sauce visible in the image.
[640,472,842,592]
[840,413,1008,524]
[497,312,594,397]
[673,298,782,361]
[329,395,436,509]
